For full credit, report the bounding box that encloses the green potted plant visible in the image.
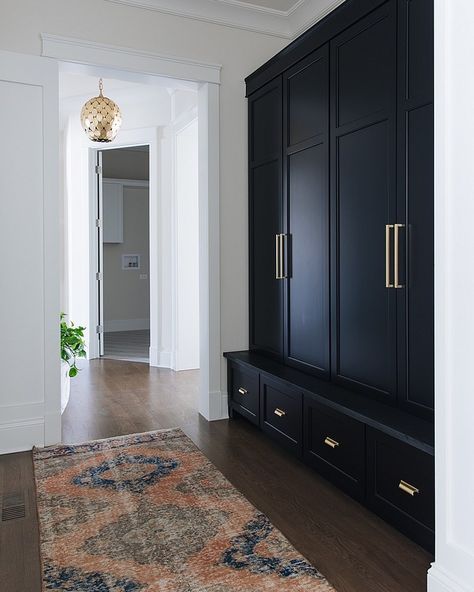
[60,313,86,413]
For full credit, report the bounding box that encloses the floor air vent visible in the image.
[1,492,26,521]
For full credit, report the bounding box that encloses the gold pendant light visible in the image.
[80,79,122,143]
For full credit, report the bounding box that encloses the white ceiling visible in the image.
[104,0,347,39]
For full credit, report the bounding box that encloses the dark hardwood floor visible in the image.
[0,359,432,591]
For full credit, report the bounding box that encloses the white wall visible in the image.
[0,0,287,398]
[428,1,474,591]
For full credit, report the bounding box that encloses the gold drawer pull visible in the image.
[238,387,248,396]
[399,480,420,496]
[324,436,340,449]
[274,408,286,418]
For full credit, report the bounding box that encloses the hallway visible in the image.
[62,359,198,443]
[0,360,432,592]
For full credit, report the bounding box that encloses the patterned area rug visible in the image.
[34,429,335,591]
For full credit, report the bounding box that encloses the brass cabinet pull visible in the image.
[280,234,287,279]
[398,480,420,496]
[274,407,286,417]
[238,387,248,396]
[385,224,394,288]
[275,234,287,280]
[394,223,405,289]
[275,234,280,279]
[324,436,340,449]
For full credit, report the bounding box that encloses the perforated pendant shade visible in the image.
[80,79,122,143]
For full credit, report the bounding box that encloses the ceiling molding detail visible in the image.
[104,0,347,39]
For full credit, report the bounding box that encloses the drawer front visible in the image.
[261,377,302,454]
[230,365,260,424]
[367,428,434,551]
[304,397,365,499]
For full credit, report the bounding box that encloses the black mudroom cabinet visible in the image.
[226,0,434,552]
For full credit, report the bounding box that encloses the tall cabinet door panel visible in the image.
[284,47,330,376]
[249,80,283,357]
[397,0,434,416]
[330,2,398,401]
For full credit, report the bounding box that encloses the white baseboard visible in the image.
[104,318,150,332]
[0,418,45,454]
[149,347,174,369]
[428,564,473,592]
[205,390,229,421]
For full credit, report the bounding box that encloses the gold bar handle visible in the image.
[275,234,281,279]
[280,234,287,279]
[385,224,394,288]
[398,480,420,496]
[324,436,340,449]
[274,408,286,418]
[394,223,405,289]
[238,387,248,396]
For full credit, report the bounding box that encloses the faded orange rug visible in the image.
[33,428,335,591]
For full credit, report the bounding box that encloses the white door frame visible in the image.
[43,35,224,421]
[87,129,158,363]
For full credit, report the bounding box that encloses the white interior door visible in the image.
[0,50,60,453]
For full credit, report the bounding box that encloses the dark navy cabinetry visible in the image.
[235,0,434,552]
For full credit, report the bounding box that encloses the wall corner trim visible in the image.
[41,33,222,85]
[202,390,229,421]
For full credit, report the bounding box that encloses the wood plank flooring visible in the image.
[0,359,432,591]
[103,329,150,362]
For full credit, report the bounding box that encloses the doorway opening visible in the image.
[98,145,151,363]
[59,64,206,436]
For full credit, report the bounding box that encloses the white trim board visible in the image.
[0,419,45,455]
[41,34,221,84]
[103,0,347,39]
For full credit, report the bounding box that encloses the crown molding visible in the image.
[41,34,221,84]
[290,0,346,37]
[103,0,347,39]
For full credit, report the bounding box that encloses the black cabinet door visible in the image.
[249,79,283,357]
[397,0,434,417]
[283,46,330,377]
[330,2,398,402]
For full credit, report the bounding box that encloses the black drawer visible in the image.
[367,428,434,551]
[229,365,260,425]
[261,376,302,454]
[304,397,365,499]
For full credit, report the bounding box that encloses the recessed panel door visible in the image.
[331,2,398,401]
[249,80,283,357]
[284,46,330,376]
